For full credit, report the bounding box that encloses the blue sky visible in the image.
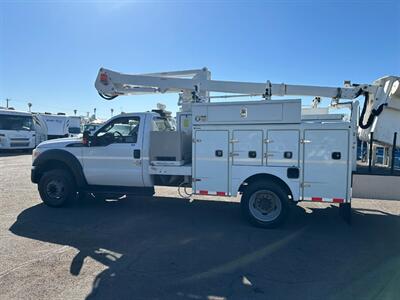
[1,0,399,118]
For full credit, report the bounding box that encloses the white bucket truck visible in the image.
[31,68,400,227]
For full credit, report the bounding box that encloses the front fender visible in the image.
[32,149,87,188]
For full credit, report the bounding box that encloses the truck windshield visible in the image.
[0,115,34,131]
[84,124,101,132]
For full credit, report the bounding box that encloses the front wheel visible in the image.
[38,169,77,207]
[241,181,289,228]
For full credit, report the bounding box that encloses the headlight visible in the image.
[32,148,42,162]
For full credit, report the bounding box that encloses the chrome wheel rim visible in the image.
[249,190,282,222]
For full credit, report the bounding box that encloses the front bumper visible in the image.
[31,166,39,184]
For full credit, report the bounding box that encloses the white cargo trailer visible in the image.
[36,114,82,139]
[37,114,69,140]
[67,116,82,137]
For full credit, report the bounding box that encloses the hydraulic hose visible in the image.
[178,181,192,198]
[358,91,387,129]
[98,92,118,100]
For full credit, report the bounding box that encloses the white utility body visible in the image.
[31,68,400,227]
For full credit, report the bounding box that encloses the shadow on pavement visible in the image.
[0,149,32,157]
[9,196,400,300]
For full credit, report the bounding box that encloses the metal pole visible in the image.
[369,132,374,173]
[391,132,397,174]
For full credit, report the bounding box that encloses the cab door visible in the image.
[82,115,144,187]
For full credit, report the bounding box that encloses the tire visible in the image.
[241,181,289,228]
[38,169,77,207]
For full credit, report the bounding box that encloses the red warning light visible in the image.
[100,72,108,85]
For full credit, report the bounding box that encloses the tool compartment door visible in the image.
[232,130,263,166]
[194,130,229,195]
[266,130,299,167]
[303,130,349,200]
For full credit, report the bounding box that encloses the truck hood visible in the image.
[37,137,82,148]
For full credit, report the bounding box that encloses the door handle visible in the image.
[133,149,141,159]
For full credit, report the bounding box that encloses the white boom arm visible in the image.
[95,67,400,145]
[95,67,374,103]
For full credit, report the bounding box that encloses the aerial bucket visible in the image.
[358,76,400,146]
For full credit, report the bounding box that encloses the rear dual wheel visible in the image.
[241,181,289,228]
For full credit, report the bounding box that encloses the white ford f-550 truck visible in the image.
[31,68,400,228]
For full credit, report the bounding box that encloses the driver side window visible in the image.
[96,117,140,144]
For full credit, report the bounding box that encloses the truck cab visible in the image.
[31,111,177,205]
[79,112,151,187]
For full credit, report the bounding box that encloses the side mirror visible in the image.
[82,131,91,146]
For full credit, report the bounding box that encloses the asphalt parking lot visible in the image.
[1,153,400,300]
